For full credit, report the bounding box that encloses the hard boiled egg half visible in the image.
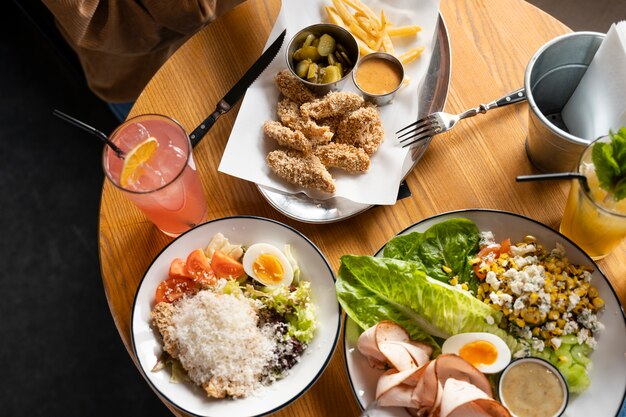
[442,332,511,374]
[242,243,294,287]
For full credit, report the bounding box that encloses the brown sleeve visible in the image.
[41,0,246,102]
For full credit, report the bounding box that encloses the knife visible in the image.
[189,29,287,147]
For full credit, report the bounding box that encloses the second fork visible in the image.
[397,87,527,147]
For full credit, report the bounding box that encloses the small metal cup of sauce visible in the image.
[352,52,404,106]
[498,357,569,417]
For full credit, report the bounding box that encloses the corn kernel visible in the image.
[589,287,599,298]
[558,355,568,363]
[514,318,525,327]
[532,327,540,336]
[548,310,560,320]
[529,293,539,304]
[557,319,566,328]
[449,276,458,286]
[442,265,453,274]
[592,297,604,309]
[541,330,550,340]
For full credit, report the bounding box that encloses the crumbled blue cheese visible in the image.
[564,320,579,335]
[489,292,513,308]
[485,271,500,291]
[510,244,536,257]
[513,342,531,359]
[568,293,581,312]
[578,308,604,332]
[513,297,526,313]
[479,231,496,246]
[550,242,566,257]
[545,322,556,331]
[531,338,545,352]
[551,337,562,349]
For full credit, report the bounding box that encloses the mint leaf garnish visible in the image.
[591,128,626,201]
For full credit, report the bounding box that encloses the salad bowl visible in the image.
[131,216,341,417]
[343,209,626,417]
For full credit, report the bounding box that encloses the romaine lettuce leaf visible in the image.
[336,255,521,353]
[383,218,480,290]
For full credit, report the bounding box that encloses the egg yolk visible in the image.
[459,340,498,367]
[252,254,284,285]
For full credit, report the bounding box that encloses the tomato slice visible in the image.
[499,238,511,255]
[211,249,245,279]
[155,277,196,304]
[477,243,500,258]
[474,263,488,280]
[185,248,216,285]
[169,258,192,279]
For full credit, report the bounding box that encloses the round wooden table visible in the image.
[99,0,626,415]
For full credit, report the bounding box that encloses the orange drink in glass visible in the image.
[559,136,626,260]
[103,114,208,237]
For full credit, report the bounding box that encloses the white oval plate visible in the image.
[343,209,626,417]
[132,216,341,417]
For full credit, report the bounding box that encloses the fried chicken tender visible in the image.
[300,91,364,120]
[263,120,312,153]
[277,98,333,145]
[335,106,384,155]
[314,143,370,173]
[267,150,336,193]
[275,69,317,105]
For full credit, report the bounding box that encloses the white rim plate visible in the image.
[131,216,341,417]
[343,209,626,417]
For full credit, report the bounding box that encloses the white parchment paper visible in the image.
[219,0,440,205]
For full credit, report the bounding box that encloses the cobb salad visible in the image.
[337,218,606,415]
[150,233,317,398]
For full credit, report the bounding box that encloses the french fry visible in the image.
[387,25,422,37]
[355,15,380,38]
[325,6,348,29]
[342,0,379,26]
[325,0,424,73]
[379,10,395,54]
[398,46,425,64]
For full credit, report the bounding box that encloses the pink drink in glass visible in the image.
[103,114,208,237]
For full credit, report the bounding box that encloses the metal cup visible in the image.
[524,32,605,173]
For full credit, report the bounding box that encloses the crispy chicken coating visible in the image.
[263,120,312,153]
[300,91,364,119]
[151,302,178,359]
[335,106,384,155]
[277,98,333,145]
[314,143,370,173]
[267,149,336,193]
[274,69,317,105]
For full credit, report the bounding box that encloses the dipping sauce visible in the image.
[355,57,403,95]
[500,361,566,417]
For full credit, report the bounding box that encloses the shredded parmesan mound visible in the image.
[168,290,276,397]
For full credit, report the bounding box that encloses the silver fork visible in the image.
[397,87,527,147]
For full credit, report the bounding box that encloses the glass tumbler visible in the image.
[103,114,208,237]
[559,136,626,260]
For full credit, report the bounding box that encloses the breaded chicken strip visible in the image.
[277,98,333,145]
[151,302,179,359]
[300,91,364,119]
[267,150,336,193]
[335,106,384,155]
[263,120,312,153]
[314,143,370,173]
[275,69,317,105]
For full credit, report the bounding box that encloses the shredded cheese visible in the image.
[168,290,276,397]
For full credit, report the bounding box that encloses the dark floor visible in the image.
[0,3,169,417]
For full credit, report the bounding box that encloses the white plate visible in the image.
[131,216,341,417]
[343,209,626,417]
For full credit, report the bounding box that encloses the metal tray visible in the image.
[257,14,451,223]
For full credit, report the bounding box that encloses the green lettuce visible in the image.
[336,255,521,352]
[383,218,480,291]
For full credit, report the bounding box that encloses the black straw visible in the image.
[516,172,587,182]
[53,109,125,159]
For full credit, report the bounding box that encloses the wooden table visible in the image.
[99,0,626,415]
